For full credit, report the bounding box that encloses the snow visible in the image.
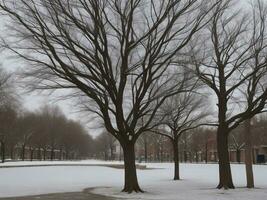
[0,161,267,200]
[0,159,124,167]
[93,163,267,200]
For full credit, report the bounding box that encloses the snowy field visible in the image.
[0,160,267,200]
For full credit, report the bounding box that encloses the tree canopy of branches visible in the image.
[0,0,219,193]
[0,66,15,107]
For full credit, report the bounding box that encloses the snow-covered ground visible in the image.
[0,159,124,167]
[0,161,266,200]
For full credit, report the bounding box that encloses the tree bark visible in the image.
[122,142,143,193]
[244,119,254,188]
[217,126,234,189]
[173,139,180,180]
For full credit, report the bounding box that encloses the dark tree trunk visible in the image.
[244,119,254,188]
[217,126,234,189]
[1,141,5,163]
[122,142,143,193]
[21,145,25,161]
[30,147,34,161]
[119,146,122,161]
[173,139,180,180]
[43,148,46,160]
[59,148,63,160]
[104,150,108,161]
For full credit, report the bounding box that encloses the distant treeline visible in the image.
[0,104,95,162]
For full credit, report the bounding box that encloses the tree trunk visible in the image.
[59,148,63,161]
[122,142,143,193]
[30,147,34,161]
[173,139,180,180]
[43,148,46,160]
[21,145,25,161]
[244,119,254,188]
[217,127,234,189]
[119,146,122,161]
[1,141,5,163]
[104,150,108,161]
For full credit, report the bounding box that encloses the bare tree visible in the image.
[154,90,208,180]
[191,0,267,189]
[238,0,267,188]
[0,0,218,192]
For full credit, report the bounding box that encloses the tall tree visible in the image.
[0,0,218,192]
[191,0,267,189]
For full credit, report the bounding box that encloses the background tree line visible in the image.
[0,70,94,162]
[94,116,267,165]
